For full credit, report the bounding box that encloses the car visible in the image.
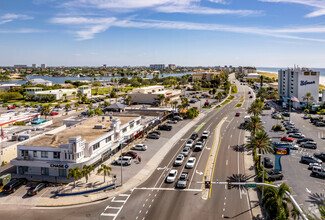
[185,157,196,169]
[173,116,183,121]
[288,133,305,139]
[167,120,178,124]
[50,112,59,116]
[176,172,189,189]
[158,125,172,131]
[193,141,204,151]
[289,144,299,150]
[165,169,178,183]
[190,133,199,140]
[202,131,210,139]
[7,106,16,110]
[311,166,325,178]
[249,96,253,98]
[286,128,300,134]
[300,155,322,164]
[189,99,196,103]
[122,151,138,159]
[303,115,311,119]
[2,178,27,193]
[147,133,160,139]
[301,141,317,149]
[296,138,314,144]
[174,154,185,166]
[314,152,325,162]
[284,125,295,130]
[267,170,283,181]
[132,144,147,151]
[185,139,194,148]
[235,112,240,117]
[308,162,322,170]
[281,137,293,142]
[151,130,161,135]
[315,122,325,127]
[27,182,48,196]
[114,156,132,166]
[282,112,290,117]
[181,147,190,157]
[263,157,274,169]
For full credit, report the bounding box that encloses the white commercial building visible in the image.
[11,115,143,178]
[41,64,47,68]
[278,67,320,108]
[32,64,37,68]
[30,78,53,86]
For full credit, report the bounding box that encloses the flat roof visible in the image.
[26,116,138,147]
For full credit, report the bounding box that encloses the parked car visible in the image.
[311,166,325,178]
[286,129,300,134]
[147,133,160,139]
[185,139,194,148]
[176,172,189,189]
[201,131,210,139]
[282,112,290,117]
[167,120,178,124]
[301,141,317,149]
[185,157,196,169]
[263,157,274,169]
[7,106,16,110]
[303,115,311,119]
[267,170,283,181]
[132,144,147,151]
[297,138,314,144]
[50,112,59,116]
[151,130,161,135]
[158,125,172,131]
[280,137,293,142]
[114,156,132,166]
[300,155,322,164]
[174,154,185,166]
[289,144,299,150]
[173,116,183,121]
[165,170,178,183]
[308,163,322,170]
[314,152,325,162]
[2,178,27,193]
[315,122,325,127]
[122,151,138,159]
[27,182,48,196]
[181,147,190,157]
[190,133,199,140]
[288,133,305,139]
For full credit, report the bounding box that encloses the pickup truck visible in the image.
[176,172,189,189]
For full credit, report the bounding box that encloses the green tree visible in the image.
[257,88,268,101]
[41,105,51,119]
[245,116,264,137]
[246,130,273,155]
[67,167,83,188]
[81,165,94,183]
[216,92,223,102]
[248,99,264,116]
[74,102,80,108]
[171,100,178,111]
[110,91,118,98]
[77,92,82,102]
[97,164,112,182]
[157,94,165,106]
[186,107,199,119]
[181,97,189,109]
[63,93,67,101]
[262,183,292,220]
[303,92,314,109]
[124,95,132,105]
[65,103,71,110]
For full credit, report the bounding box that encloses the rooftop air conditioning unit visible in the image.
[94,124,107,129]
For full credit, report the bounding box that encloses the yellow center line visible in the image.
[209,134,222,198]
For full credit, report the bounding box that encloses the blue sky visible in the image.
[1,0,325,67]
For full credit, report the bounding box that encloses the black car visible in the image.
[150,130,161,135]
[263,157,274,169]
[314,152,325,162]
[158,125,172,131]
[282,112,290,117]
[286,129,300,134]
[3,178,27,194]
[27,182,48,196]
[296,138,314,144]
[300,155,322,164]
[190,133,199,140]
[267,170,283,181]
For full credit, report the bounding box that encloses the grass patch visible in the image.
[202,106,212,109]
[231,85,237,94]
[214,105,221,109]
[221,100,231,105]
[235,103,242,108]
[228,95,235,100]
[319,84,325,93]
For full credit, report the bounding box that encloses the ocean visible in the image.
[257,67,325,85]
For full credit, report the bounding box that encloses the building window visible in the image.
[33,151,37,158]
[41,151,48,158]
[59,169,67,177]
[41,167,49,176]
[311,72,317,76]
[122,127,127,133]
[106,136,111,143]
[21,150,28,157]
[304,72,309,75]
[18,166,28,175]
[53,152,60,159]
[130,123,134,129]
[93,142,100,151]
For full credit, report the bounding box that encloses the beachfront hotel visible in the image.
[278,67,320,109]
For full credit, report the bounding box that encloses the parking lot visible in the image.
[261,103,325,214]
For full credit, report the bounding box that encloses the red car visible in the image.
[122,151,137,159]
[235,112,240,117]
[281,137,293,142]
[7,106,16,110]
[50,112,59,116]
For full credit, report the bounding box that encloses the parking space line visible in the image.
[40,188,50,197]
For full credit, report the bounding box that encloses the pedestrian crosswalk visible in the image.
[101,194,131,219]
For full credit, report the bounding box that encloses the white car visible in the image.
[308,162,322,170]
[132,144,147,151]
[185,157,196,169]
[181,147,190,157]
[185,139,194,148]
[202,131,210,139]
[114,156,132,166]
[168,120,178,124]
[174,154,185,166]
[165,169,178,183]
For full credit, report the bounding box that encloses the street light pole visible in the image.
[120,144,123,186]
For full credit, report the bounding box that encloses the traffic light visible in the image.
[205,181,211,189]
[227,181,232,190]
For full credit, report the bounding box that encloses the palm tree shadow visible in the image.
[232,144,247,152]
[227,174,252,191]
[306,193,325,206]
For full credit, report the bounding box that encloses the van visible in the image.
[312,166,325,178]
[114,156,132,166]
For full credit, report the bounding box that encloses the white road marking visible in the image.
[101,194,131,219]
[139,210,142,214]
[306,188,311,194]
[230,134,232,138]
[136,216,138,220]
[228,145,230,149]
[156,166,167,170]
[196,170,203,175]
[226,160,228,166]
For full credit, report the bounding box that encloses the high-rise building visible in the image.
[41,64,47,68]
[168,64,176,70]
[32,64,37,68]
[150,64,165,70]
[278,67,319,108]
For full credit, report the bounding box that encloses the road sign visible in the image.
[245,183,257,188]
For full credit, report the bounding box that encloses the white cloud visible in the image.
[0,13,33,24]
[260,0,325,17]
[0,28,43,34]
[51,16,325,42]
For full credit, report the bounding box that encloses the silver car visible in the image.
[174,154,185,166]
[181,147,190,157]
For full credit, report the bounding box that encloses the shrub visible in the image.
[272,124,284,131]
[13,121,26,126]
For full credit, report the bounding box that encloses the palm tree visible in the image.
[157,94,165,106]
[81,165,94,183]
[171,101,178,111]
[181,97,189,109]
[65,103,71,111]
[244,116,263,137]
[307,201,325,220]
[77,92,82,103]
[41,104,51,119]
[291,207,301,220]
[262,183,292,219]
[216,92,223,102]
[246,130,273,154]
[248,100,264,116]
[124,95,132,105]
[97,164,112,183]
[63,93,67,101]
[74,102,80,108]
[303,92,314,109]
[67,167,83,188]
